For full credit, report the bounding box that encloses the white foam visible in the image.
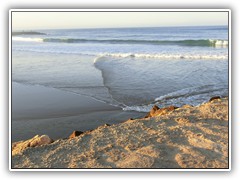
[154,85,226,102]
[210,39,228,47]
[12,37,44,42]
[98,52,227,60]
[154,87,197,101]
[93,56,103,64]
[122,105,152,112]
[122,85,228,113]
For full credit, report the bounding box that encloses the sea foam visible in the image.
[97,53,227,60]
[12,37,44,42]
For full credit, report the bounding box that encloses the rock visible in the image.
[145,105,178,118]
[12,135,53,155]
[164,106,177,111]
[30,135,53,147]
[156,106,178,116]
[69,131,83,139]
[145,105,160,118]
[209,96,221,102]
[150,105,160,116]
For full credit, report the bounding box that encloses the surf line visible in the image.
[93,56,128,109]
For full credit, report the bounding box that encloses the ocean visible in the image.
[12,26,229,113]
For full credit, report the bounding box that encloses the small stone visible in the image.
[209,96,221,102]
[69,131,83,139]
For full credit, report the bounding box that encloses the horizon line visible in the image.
[12,24,228,31]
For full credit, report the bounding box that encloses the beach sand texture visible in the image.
[12,98,228,169]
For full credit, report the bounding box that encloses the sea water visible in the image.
[12,26,229,112]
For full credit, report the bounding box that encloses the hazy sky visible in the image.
[12,11,228,30]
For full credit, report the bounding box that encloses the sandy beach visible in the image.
[10,11,230,171]
[12,97,228,169]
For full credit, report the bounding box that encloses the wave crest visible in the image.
[95,53,227,60]
[12,37,43,42]
[13,37,228,47]
[43,38,229,47]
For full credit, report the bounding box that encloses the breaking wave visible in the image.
[12,37,44,42]
[97,53,227,60]
[12,37,228,47]
[122,85,228,112]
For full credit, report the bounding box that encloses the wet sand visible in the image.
[12,82,144,141]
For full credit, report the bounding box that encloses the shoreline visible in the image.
[12,82,144,141]
[12,96,229,168]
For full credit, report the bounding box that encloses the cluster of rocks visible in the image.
[144,96,222,118]
[145,105,178,118]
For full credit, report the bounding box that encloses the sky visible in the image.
[12,11,228,30]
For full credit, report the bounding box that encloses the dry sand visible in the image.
[12,97,229,169]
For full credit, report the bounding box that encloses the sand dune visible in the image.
[12,98,228,169]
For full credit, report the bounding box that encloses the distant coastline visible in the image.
[12,31,46,36]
